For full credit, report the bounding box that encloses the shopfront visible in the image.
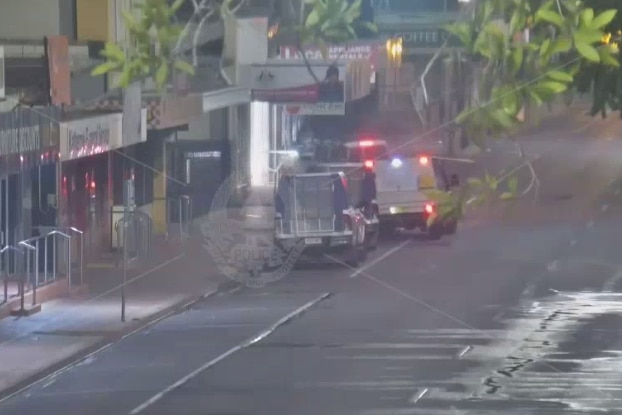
[0,106,60,262]
[59,112,123,253]
[238,60,373,186]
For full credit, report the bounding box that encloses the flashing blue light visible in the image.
[391,158,403,168]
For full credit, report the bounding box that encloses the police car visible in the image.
[316,138,458,240]
[373,153,458,240]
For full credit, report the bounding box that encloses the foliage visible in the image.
[91,0,195,90]
[445,0,617,146]
[299,0,377,49]
[574,0,622,117]
[91,0,375,89]
[424,0,618,225]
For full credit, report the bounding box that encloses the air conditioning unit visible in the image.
[0,46,4,99]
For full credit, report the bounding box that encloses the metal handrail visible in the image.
[18,241,37,307]
[64,227,84,285]
[1,245,24,305]
[32,226,85,285]
[47,230,72,287]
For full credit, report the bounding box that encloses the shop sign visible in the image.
[379,29,447,49]
[250,63,346,115]
[282,102,345,116]
[372,0,449,13]
[279,42,381,71]
[0,106,60,158]
[60,113,122,160]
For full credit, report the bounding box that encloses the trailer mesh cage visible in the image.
[275,173,349,235]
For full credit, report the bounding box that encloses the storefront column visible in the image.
[152,136,168,235]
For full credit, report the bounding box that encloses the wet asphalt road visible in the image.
[3,114,622,414]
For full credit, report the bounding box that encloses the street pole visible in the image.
[121,204,127,322]
[444,53,454,155]
[121,176,135,322]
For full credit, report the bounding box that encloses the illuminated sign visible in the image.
[60,113,123,160]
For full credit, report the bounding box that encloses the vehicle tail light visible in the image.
[419,156,429,165]
[424,203,434,214]
[364,160,374,169]
[343,214,353,231]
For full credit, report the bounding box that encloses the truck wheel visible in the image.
[445,220,458,235]
[346,249,359,267]
[367,229,379,251]
[426,224,443,241]
[379,224,396,238]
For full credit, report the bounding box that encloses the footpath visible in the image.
[0,224,233,399]
[445,100,616,226]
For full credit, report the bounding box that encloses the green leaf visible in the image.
[575,42,601,63]
[91,61,119,76]
[511,47,523,74]
[500,192,515,200]
[535,9,565,28]
[507,176,519,194]
[591,9,617,30]
[538,81,568,94]
[579,9,594,27]
[548,37,572,55]
[599,47,620,67]
[155,61,169,88]
[467,177,483,188]
[305,9,321,27]
[358,21,377,33]
[101,42,125,61]
[574,29,605,44]
[174,59,195,75]
[170,0,185,13]
[547,70,573,83]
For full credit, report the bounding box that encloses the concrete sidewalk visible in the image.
[0,228,232,399]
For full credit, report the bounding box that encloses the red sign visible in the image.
[279,42,381,71]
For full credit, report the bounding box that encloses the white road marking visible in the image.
[350,240,411,278]
[409,387,429,404]
[128,292,332,414]
[603,270,622,293]
[457,345,473,359]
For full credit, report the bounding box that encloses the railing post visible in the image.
[44,235,48,283]
[34,240,39,306]
[2,251,6,303]
[67,236,72,287]
[52,235,56,280]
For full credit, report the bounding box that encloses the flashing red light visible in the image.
[90,181,96,190]
[424,203,434,214]
[419,156,430,165]
[359,140,374,147]
[364,160,374,169]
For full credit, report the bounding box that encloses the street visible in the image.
[2,113,622,414]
